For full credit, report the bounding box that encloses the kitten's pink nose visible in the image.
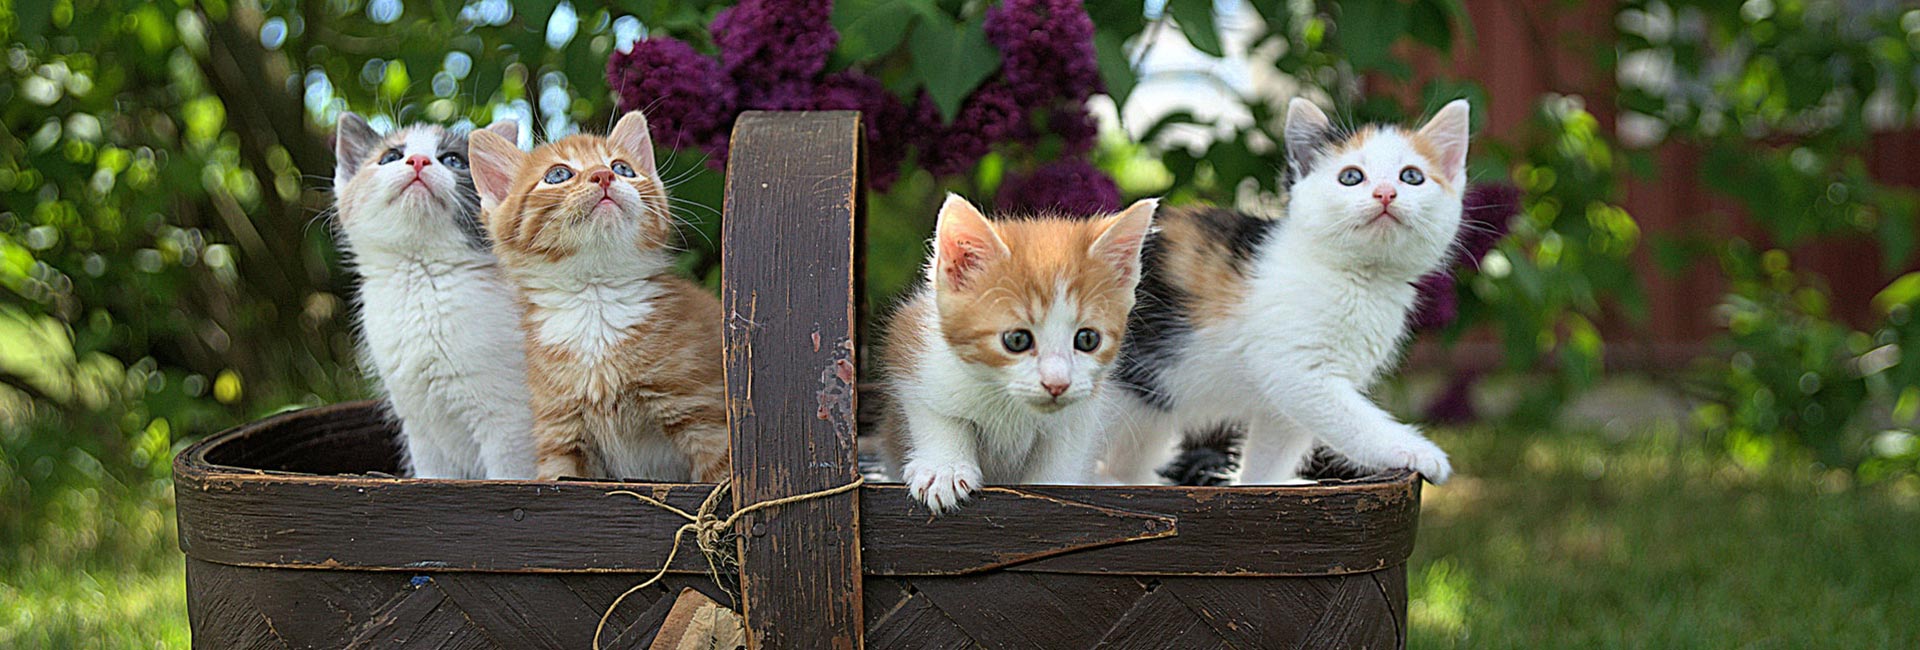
[588,169,615,189]
[1373,184,1397,205]
[406,155,431,172]
[1042,380,1069,397]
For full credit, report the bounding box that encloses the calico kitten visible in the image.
[1102,99,1470,485]
[332,114,538,479]
[466,110,729,482]
[880,194,1156,513]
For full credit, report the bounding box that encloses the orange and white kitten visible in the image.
[879,194,1156,513]
[466,111,729,482]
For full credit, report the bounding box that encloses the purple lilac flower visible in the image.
[1459,182,1520,262]
[1410,271,1458,332]
[983,0,1103,149]
[1422,367,1482,424]
[983,0,1103,105]
[607,37,737,162]
[711,0,837,108]
[1411,182,1522,331]
[1048,108,1099,155]
[927,81,1027,177]
[997,159,1123,214]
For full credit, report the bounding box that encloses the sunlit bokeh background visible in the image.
[4,1,1919,647]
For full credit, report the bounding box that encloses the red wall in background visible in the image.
[1396,0,1920,370]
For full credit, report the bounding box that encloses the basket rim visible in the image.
[174,400,1422,578]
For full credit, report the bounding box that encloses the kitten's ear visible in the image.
[333,113,380,191]
[1284,99,1334,179]
[482,119,518,146]
[466,129,526,212]
[1089,198,1158,286]
[1417,99,1471,182]
[932,194,1008,291]
[608,110,658,180]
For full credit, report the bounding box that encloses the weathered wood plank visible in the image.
[910,573,1122,648]
[864,594,978,650]
[178,408,1416,577]
[859,486,1176,574]
[861,480,1418,577]
[1091,586,1229,649]
[176,471,727,575]
[721,110,866,649]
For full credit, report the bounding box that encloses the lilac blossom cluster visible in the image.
[606,0,1116,197]
[996,160,1122,214]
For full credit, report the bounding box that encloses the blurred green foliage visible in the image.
[1614,0,1920,475]
[1,0,1918,646]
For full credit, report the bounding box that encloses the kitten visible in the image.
[879,194,1156,513]
[466,110,729,482]
[331,114,538,479]
[1102,99,1470,485]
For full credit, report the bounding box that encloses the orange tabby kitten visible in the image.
[878,194,1156,512]
[466,111,729,482]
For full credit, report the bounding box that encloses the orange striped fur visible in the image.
[467,111,728,482]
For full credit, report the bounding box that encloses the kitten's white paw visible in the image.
[1380,433,1452,484]
[904,461,984,514]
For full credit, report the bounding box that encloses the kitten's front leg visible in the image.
[1235,416,1317,485]
[1097,399,1179,485]
[475,405,539,480]
[1259,371,1451,483]
[899,406,983,514]
[1023,412,1104,486]
[661,400,731,483]
[531,398,593,480]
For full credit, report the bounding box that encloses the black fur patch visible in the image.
[1187,206,1276,274]
[1115,208,1276,410]
[439,127,492,251]
[1159,424,1241,486]
[1114,230,1189,411]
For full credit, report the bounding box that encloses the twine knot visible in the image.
[593,476,865,650]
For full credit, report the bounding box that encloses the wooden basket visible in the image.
[174,111,1421,649]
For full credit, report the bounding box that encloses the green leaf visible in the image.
[909,17,1000,120]
[1248,1,1289,35]
[1407,0,1454,52]
[1338,0,1409,72]
[1088,1,1148,37]
[1095,30,1136,110]
[1167,0,1223,57]
[832,0,936,61]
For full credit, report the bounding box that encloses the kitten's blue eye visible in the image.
[378,149,403,164]
[439,153,467,170]
[1400,166,1425,185]
[1001,330,1033,354]
[1338,167,1365,186]
[543,166,574,184]
[1073,328,1100,352]
[611,161,637,178]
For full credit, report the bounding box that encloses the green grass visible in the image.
[1409,425,1920,649]
[3,420,1916,648]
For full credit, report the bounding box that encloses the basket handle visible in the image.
[720,110,867,649]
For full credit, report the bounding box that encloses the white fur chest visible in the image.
[357,258,525,386]
[521,276,663,360]
[515,252,671,361]
[1227,249,1418,387]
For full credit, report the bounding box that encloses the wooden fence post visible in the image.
[721,111,866,649]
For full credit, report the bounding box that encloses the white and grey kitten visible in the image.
[332,113,537,479]
[1101,99,1470,485]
